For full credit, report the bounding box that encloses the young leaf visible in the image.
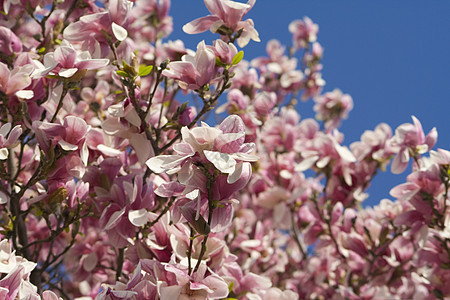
[116,70,130,78]
[139,65,153,77]
[231,51,244,66]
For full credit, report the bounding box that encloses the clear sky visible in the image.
[168,1,450,207]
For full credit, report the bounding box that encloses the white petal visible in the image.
[112,22,128,41]
[227,161,245,184]
[295,155,319,172]
[15,90,34,99]
[185,189,199,200]
[80,141,89,166]
[0,190,8,204]
[230,152,259,162]
[334,141,356,162]
[97,144,122,156]
[58,68,78,78]
[58,140,78,151]
[0,148,8,160]
[146,155,185,173]
[204,150,236,174]
[129,209,149,227]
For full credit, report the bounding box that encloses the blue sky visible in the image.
[168,1,450,207]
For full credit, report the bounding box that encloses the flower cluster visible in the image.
[0,0,448,299]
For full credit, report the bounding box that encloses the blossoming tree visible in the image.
[0,0,449,299]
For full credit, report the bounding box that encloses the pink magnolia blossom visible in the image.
[289,17,319,50]
[314,88,353,131]
[129,0,173,42]
[391,115,437,174]
[147,115,258,188]
[0,62,34,99]
[32,41,109,79]
[162,40,218,90]
[0,123,22,161]
[0,26,22,55]
[63,0,133,55]
[183,0,260,47]
[208,39,238,66]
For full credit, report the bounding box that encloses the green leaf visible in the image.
[231,51,244,66]
[139,64,153,77]
[116,70,130,78]
[228,281,234,293]
[38,47,46,54]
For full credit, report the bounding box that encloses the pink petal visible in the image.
[82,252,98,272]
[201,273,231,298]
[183,15,220,34]
[102,206,125,230]
[76,58,110,70]
[162,61,196,85]
[54,46,77,68]
[425,127,438,150]
[391,148,409,174]
[42,290,61,300]
[194,42,216,87]
[154,181,185,198]
[221,0,250,27]
[219,115,245,133]
[64,116,89,145]
[210,203,233,233]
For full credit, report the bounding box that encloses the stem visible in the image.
[188,226,194,275]
[50,84,69,123]
[116,247,125,281]
[148,197,175,228]
[192,173,216,273]
[290,207,307,259]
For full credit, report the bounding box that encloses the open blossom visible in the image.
[147,115,258,187]
[63,0,133,56]
[208,39,238,66]
[391,115,437,174]
[314,88,353,131]
[32,41,109,79]
[183,0,260,47]
[289,17,319,50]
[0,62,34,99]
[0,123,22,160]
[162,41,218,90]
[129,0,173,42]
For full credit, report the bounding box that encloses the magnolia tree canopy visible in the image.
[0,0,449,299]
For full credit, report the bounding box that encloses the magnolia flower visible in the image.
[208,39,238,65]
[0,123,21,161]
[32,41,109,79]
[314,88,353,131]
[63,0,133,56]
[162,41,218,90]
[0,62,34,99]
[391,116,437,174]
[183,0,260,47]
[147,115,258,186]
[289,17,319,50]
[0,26,22,55]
